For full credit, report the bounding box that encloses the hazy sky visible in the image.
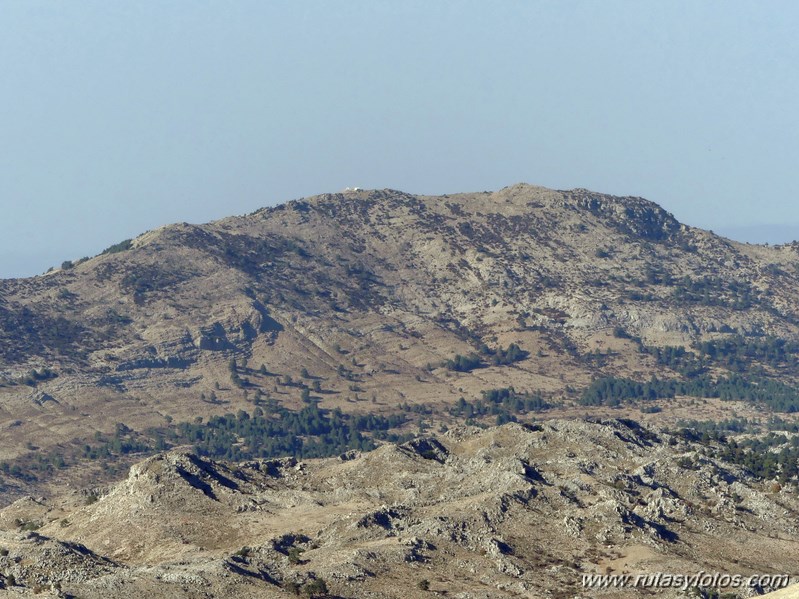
[2,1,798,278]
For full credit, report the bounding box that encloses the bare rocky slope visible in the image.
[0,418,798,598]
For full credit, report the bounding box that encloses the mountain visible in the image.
[3,184,799,498]
[5,184,799,597]
[0,419,797,597]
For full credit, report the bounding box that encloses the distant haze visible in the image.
[716,224,799,245]
[2,2,799,278]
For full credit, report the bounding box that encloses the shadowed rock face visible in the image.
[1,419,798,598]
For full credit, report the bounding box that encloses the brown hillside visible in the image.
[2,184,799,497]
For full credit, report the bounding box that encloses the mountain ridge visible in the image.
[3,183,799,497]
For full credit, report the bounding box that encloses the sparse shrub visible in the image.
[302,578,328,597]
[612,326,630,339]
[418,579,431,591]
[287,546,304,565]
[100,238,133,255]
[16,519,40,531]
[231,371,246,388]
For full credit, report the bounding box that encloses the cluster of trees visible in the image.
[638,337,799,405]
[579,377,677,405]
[0,401,409,481]
[444,343,528,372]
[481,343,528,366]
[81,428,151,460]
[644,345,706,377]
[674,418,753,436]
[159,401,405,460]
[444,353,482,372]
[636,332,799,381]
[764,416,799,432]
[480,387,549,410]
[450,387,549,425]
[718,433,799,482]
[622,271,759,309]
[580,374,799,412]
[671,275,756,310]
[61,260,74,270]
[0,447,69,481]
[0,368,57,388]
[100,238,133,255]
[0,422,164,482]
[710,376,799,412]
[228,358,250,388]
[676,425,799,483]
[693,335,799,373]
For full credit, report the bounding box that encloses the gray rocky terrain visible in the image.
[0,419,797,597]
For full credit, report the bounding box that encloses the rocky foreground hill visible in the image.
[0,418,798,598]
[4,184,799,498]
